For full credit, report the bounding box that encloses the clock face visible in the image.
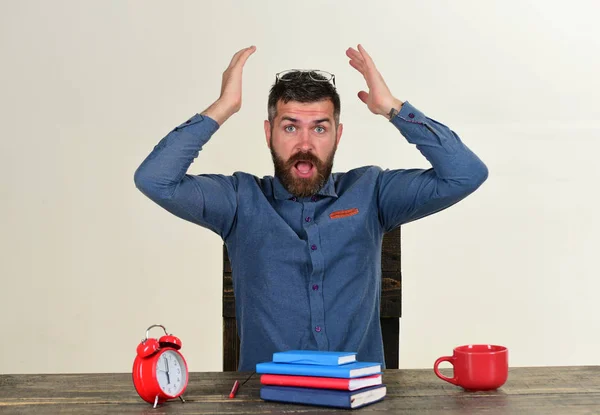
[156,350,187,397]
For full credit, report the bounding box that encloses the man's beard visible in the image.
[270,144,337,198]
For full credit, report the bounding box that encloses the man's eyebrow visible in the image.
[279,116,332,125]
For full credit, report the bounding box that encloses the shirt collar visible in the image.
[273,174,338,200]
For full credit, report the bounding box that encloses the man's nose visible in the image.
[297,131,314,151]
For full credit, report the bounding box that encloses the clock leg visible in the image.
[179,396,185,403]
[153,395,159,409]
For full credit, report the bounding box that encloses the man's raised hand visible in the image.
[202,46,256,125]
[346,44,403,118]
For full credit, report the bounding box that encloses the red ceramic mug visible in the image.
[434,344,508,390]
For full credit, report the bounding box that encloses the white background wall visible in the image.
[1,0,598,374]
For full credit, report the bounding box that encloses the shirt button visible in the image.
[185,119,192,123]
[315,326,322,333]
[311,244,317,251]
[305,217,311,222]
[311,196,318,202]
[312,284,319,291]
[291,197,297,202]
[408,113,415,119]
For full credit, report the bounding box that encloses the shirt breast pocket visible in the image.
[326,207,374,241]
[321,206,379,265]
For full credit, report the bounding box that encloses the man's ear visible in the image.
[264,120,271,148]
[336,123,343,147]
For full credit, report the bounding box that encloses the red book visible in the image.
[260,374,382,391]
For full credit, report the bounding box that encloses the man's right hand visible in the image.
[201,46,257,126]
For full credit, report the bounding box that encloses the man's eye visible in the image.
[315,126,326,133]
[284,125,296,133]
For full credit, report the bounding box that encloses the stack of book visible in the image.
[256,350,386,409]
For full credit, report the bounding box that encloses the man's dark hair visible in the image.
[267,71,341,127]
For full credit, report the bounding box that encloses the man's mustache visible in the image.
[285,151,322,168]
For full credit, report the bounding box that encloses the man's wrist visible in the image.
[385,98,404,120]
[201,100,234,126]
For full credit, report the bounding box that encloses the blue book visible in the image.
[256,361,381,378]
[260,384,386,409]
[272,350,357,366]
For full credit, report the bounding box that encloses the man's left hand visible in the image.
[346,44,403,118]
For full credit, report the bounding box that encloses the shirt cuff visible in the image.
[388,100,459,152]
[390,101,426,126]
[172,113,220,133]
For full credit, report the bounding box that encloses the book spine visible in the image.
[260,386,350,408]
[260,375,349,390]
[257,364,350,378]
[274,357,337,365]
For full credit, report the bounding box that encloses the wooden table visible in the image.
[1,366,599,414]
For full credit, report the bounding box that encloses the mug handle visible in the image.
[434,356,458,385]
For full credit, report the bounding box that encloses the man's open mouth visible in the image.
[293,161,315,178]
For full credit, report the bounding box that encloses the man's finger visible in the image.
[235,46,256,69]
[233,46,256,66]
[228,47,248,67]
[357,90,369,104]
[348,58,365,76]
[357,44,375,68]
[346,48,365,65]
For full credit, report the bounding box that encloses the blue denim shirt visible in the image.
[134,101,488,371]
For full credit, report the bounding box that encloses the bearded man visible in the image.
[134,45,488,371]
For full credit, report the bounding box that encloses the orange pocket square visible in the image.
[329,208,359,219]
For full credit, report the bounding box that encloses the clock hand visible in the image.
[165,357,171,385]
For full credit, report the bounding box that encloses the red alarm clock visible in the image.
[132,324,189,408]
